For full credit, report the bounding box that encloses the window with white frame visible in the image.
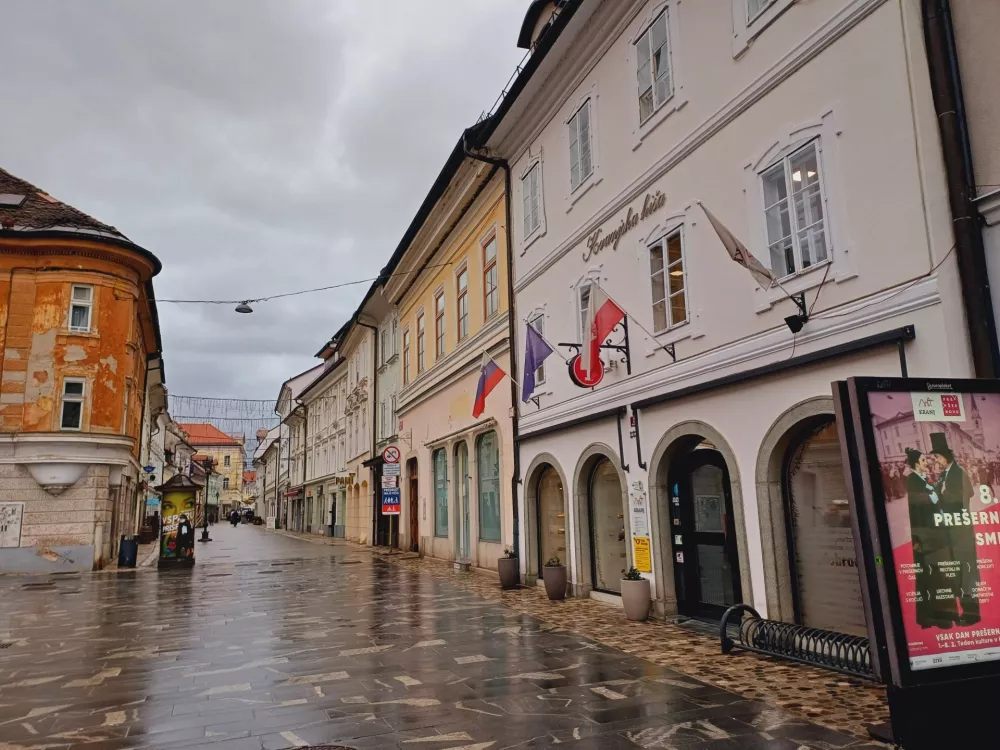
[402,328,411,383]
[223,477,230,490]
[636,9,672,123]
[649,228,687,332]
[483,237,499,317]
[522,163,541,237]
[456,268,469,342]
[578,282,592,341]
[568,100,593,192]
[69,285,93,332]
[60,378,85,430]
[381,329,388,365]
[390,395,396,434]
[529,314,546,385]
[761,140,828,278]
[434,291,446,359]
[416,314,426,372]
[391,319,398,357]
[224,455,231,467]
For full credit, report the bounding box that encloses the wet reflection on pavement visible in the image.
[0,524,887,749]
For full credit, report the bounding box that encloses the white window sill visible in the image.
[566,174,602,215]
[520,225,546,257]
[754,258,854,313]
[65,328,99,339]
[645,320,698,358]
[633,96,687,152]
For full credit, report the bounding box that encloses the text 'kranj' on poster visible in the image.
[869,390,1000,670]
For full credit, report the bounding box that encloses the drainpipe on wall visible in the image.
[922,0,1000,378]
[461,133,522,566]
[357,321,379,544]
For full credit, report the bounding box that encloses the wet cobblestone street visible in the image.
[0,525,889,749]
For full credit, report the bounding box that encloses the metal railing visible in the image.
[719,604,875,680]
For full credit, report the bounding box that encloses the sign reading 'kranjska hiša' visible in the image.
[581,191,666,261]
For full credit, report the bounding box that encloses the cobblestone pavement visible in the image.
[0,525,889,750]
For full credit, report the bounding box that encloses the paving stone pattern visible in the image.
[0,525,890,750]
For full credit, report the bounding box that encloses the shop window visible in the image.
[477,431,501,542]
[434,448,448,537]
[784,420,866,636]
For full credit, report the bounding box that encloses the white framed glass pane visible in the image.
[484,237,497,263]
[70,305,90,330]
[434,449,448,537]
[670,290,687,326]
[477,432,501,542]
[531,315,546,383]
[61,401,82,429]
[579,104,592,181]
[72,285,92,302]
[639,89,654,122]
[650,13,667,51]
[569,136,580,191]
[636,33,651,67]
[63,381,84,396]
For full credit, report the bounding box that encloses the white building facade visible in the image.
[481,0,979,631]
[302,352,350,537]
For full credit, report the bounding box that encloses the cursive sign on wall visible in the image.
[581,190,666,261]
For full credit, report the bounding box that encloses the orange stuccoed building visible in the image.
[0,168,163,571]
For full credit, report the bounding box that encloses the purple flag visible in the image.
[523,323,554,402]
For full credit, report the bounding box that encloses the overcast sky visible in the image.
[0,1,527,400]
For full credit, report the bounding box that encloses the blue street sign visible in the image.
[381,486,401,516]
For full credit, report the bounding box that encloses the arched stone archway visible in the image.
[755,397,864,634]
[572,444,630,598]
[522,453,570,586]
[647,421,753,618]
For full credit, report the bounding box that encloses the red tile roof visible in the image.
[178,423,244,447]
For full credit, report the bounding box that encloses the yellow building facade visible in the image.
[387,155,515,571]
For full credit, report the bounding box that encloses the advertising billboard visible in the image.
[865,388,1000,671]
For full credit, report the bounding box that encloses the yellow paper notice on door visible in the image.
[633,536,652,573]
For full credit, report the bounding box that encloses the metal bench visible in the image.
[719,604,875,680]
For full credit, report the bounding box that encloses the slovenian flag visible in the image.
[581,284,626,382]
[472,354,506,418]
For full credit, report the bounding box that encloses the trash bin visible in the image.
[118,536,139,568]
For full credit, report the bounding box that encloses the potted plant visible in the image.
[498,547,519,590]
[621,566,651,622]
[543,556,567,601]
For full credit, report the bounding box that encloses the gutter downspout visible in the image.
[462,133,521,567]
[357,320,379,545]
[922,0,1000,377]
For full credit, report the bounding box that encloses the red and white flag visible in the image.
[581,284,626,381]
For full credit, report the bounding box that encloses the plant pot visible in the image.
[621,578,651,621]
[543,565,567,600]
[498,557,519,589]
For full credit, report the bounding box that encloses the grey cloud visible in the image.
[0,0,527,399]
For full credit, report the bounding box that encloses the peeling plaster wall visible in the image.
[1,259,147,449]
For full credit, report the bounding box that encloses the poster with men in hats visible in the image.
[869,390,1000,671]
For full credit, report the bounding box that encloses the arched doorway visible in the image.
[783,419,865,635]
[588,457,627,594]
[406,458,419,552]
[454,442,471,561]
[536,465,565,573]
[668,447,742,619]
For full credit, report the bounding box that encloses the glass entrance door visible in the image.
[670,450,742,619]
[588,458,627,594]
[536,466,565,572]
[456,443,470,561]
